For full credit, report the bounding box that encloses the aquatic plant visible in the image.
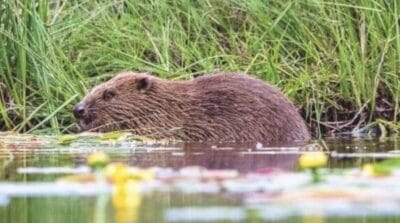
[299,152,328,182]
[87,151,110,170]
[363,157,400,176]
[0,0,84,133]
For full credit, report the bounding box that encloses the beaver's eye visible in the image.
[103,90,115,101]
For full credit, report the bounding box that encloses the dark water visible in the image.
[0,134,400,223]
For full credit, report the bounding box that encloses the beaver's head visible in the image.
[73,71,161,132]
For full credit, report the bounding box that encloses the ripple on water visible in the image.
[1,134,400,221]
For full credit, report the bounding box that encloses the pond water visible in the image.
[0,134,400,223]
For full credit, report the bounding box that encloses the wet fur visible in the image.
[77,71,310,143]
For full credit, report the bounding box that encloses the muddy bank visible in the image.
[305,93,399,137]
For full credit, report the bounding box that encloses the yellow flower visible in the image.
[87,152,110,169]
[299,152,328,169]
[362,164,390,176]
[105,163,130,184]
[105,163,155,183]
[113,179,142,223]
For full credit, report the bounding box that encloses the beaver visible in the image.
[73,71,310,143]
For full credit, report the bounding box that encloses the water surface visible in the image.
[0,134,399,223]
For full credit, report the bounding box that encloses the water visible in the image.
[0,134,400,223]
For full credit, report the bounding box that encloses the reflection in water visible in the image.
[165,203,400,222]
[124,147,300,173]
[0,135,400,223]
[113,182,141,223]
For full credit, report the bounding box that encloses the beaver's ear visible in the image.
[137,77,152,92]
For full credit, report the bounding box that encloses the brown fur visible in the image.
[74,71,310,143]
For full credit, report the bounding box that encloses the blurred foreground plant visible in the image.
[299,152,328,183]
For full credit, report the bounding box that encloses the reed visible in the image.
[0,0,399,135]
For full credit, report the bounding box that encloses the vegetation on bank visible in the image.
[0,0,399,136]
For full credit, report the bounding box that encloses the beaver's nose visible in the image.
[73,102,87,119]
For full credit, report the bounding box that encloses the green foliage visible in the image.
[0,0,84,133]
[0,0,399,135]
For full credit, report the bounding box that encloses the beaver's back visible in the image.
[74,71,310,143]
[181,73,310,142]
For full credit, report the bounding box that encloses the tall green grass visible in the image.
[0,0,85,133]
[0,0,399,136]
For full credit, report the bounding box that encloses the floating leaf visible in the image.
[362,164,391,177]
[58,134,80,145]
[362,158,400,176]
[97,131,130,141]
[131,135,152,142]
[378,158,400,168]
